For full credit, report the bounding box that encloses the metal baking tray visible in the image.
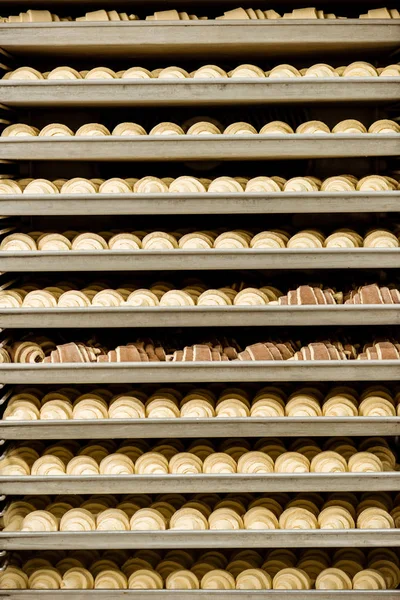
[1,530,398,551]
[0,249,399,272]
[2,79,399,107]
[1,22,399,59]
[2,417,399,440]
[0,135,398,161]
[1,306,399,329]
[0,192,399,216]
[1,473,399,495]
[0,362,399,384]
[2,592,399,600]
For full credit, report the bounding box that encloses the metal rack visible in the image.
[2,79,400,107]
[1,22,399,59]
[1,362,400,384]
[1,249,399,271]
[1,192,399,216]
[1,473,399,495]
[2,417,399,440]
[0,135,398,161]
[1,530,399,550]
[2,593,399,600]
[1,305,399,328]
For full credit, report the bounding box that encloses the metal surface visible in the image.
[0,362,400,384]
[0,135,398,161]
[1,305,400,328]
[0,249,399,272]
[1,530,398,550]
[1,22,399,59]
[2,593,399,600]
[2,417,399,440]
[1,473,399,494]
[0,192,399,216]
[2,79,400,107]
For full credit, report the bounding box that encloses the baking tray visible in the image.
[1,592,399,600]
[0,135,398,161]
[2,79,399,107]
[0,192,399,216]
[1,417,399,440]
[1,22,399,59]
[1,473,399,494]
[1,306,399,328]
[1,530,398,550]
[0,362,399,384]
[0,249,399,271]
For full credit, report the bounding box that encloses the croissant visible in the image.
[95,570,128,589]
[6,66,44,80]
[0,456,30,475]
[39,123,74,137]
[170,507,208,530]
[364,230,399,248]
[318,506,355,529]
[75,123,110,137]
[128,569,163,589]
[208,508,243,530]
[126,289,160,306]
[99,453,135,475]
[203,452,237,474]
[0,566,29,589]
[2,123,39,137]
[60,508,96,531]
[353,569,387,589]
[284,177,319,192]
[31,455,66,476]
[180,398,215,418]
[296,121,330,135]
[274,452,310,473]
[311,451,348,473]
[135,452,169,474]
[230,64,265,78]
[122,67,153,79]
[368,559,400,589]
[61,178,99,194]
[66,456,99,475]
[320,176,356,192]
[142,231,179,250]
[348,452,383,472]
[237,451,274,473]
[260,121,294,134]
[357,507,394,529]
[99,178,132,193]
[192,65,227,79]
[20,509,58,532]
[130,508,166,530]
[0,233,37,252]
[304,63,339,78]
[112,123,146,136]
[279,507,318,529]
[343,61,378,77]
[224,122,257,135]
[169,176,206,193]
[166,570,200,589]
[243,507,279,529]
[250,397,285,417]
[85,67,116,79]
[108,395,145,419]
[208,176,244,193]
[273,568,311,590]
[29,568,62,589]
[316,568,353,589]
[168,452,203,474]
[269,64,301,78]
[149,122,184,136]
[285,395,322,417]
[47,67,82,80]
[201,570,236,589]
[369,119,400,134]
[97,508,130,531]
[71,232,108,251]
[333,119,367,134]
[322,395,358,417]
[61,568,94,589]
[73,397,108,419]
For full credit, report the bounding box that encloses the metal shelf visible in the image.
[0,249,399,272]
[1,22,399,59]
[2,593,399,600]
[1,473,399,494]
[0,135,398,162]
[0,192,399,216]
[1,306,399,329]
[2,79,400,107]
[2,417,399,440]
[0,362,399,384]
[1,530,398,551]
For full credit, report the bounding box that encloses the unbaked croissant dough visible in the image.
[348,452,383,472]
[39,123,74,137]
[260,121,294,134]
[66,456,99,475]
[273,568,312,589]
[316,568,352,589]
[170,507,208,530]
[95,570,128,589]
[0,566,29,589]
[357,507,394,529]
[279,507,318,529]
[311,451,348,473]
[237,451,274,473]
[274,452,310,473]
[201,570,236,590]
[76,123,110,137]
[60,508,96,531]
[203,452,236,473]
[29,568,62,589]
[296,121,330,134]
[353,569,387,589]
[318,506,355,529]
[135,452,169,474]
[112,123,146,136]
[236,569,272,590]
[21,510,58,532]
[61,568,94,589]
[2,124,39,137]
[128,569,163,589]
[244,507,279,529]
[130,508,166,530]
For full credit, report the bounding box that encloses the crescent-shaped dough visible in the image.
[260,121,294,134]
[99,178,132,193]
[170,507,208,530]
[368,560,400,589]
[284,177,319,192]
[97,508,130,531]
[95,570,128,589]
[159,289,196,306]
[0,233,37,251]
[194,65,227,79]
[250,397,285,417]
[2,123,39,137]
[149,122,184,136]
[224,122,257,135]
[296,120,330,134]
[31,455,66,475]
[142,231,179,250]
[364,230,399,248]
[333,119,367,134]
[134,176,169,193]
[320,176,356,192]
[0,179,23,194]
[180,399,215,418]
[72,232,108,251]
[23,179,59,194]
[126,289,160,306]
[230,64,265,78]
[285,395,322,416]
[318,506,355,529]
[208,176,243,193]
[39,123,74,137]
[60,508,96,531]
[169,452,203,474]
[357,507,394,529]
[237,451,274,473]
[187,121,221,135]
[304,63,339,78]
[61,178,98,194]
[203,452,236,473]
[166,570,200,589]
[343,61,378,77]
[47,67,81,80]
[201,570,236,590]
[208,508,243,530]
[236,569,272,590]
[6,67,44,80]
[359,396,396,416]
[73,397,108,419]
[287,230,324,248]
[273,568,311,590]
[112,123,147,136]
[61,568,94,589]
[85,67,116,80]
[369,119,400,134]
[316,568,353,589]
[244,507,279,529]
[246,176,282,192]
[66,456,99,475]
[108,395,145,419]
[169,176,206,193]
[311,451,348,473]
[279,507,318,529]
[99,453,135,475]
[353,569,387,590]
[0,566,29,589]
[122,67,153,79]
[135,452,169,474]
[29,568,62,589]
[128,569,163,589]
[322,395,358,417]
[57,291,91,307]
[348,452,383,472]
[130,508,166,530]
[269,64,301,78]
[380,64,400,77]
[21,510,58,532]
[274,452,310,473]
[76,123,110,137]
[158,66,190,79]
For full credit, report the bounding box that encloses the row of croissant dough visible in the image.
[5,488,400,533]
[2,6,399,23]
[1,174,398,194]
[4,382,399,420]
[4,61,400,80]
[0,436,396,476]
[2,228,399,253]
[1,282,399,310]
[3,119,399,138]
[1,546,398,590]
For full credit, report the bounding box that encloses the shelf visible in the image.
[0,135,398,161]
[2,593,399,600]
[0,192,399,216]
[0,249,399,272]
[0,362,399,384]
[2,417,399,440]
[2,79,400,107]
[1,22,399,59]
[1,530,398,551]
[1,305,399,328]
[1,473,399,494]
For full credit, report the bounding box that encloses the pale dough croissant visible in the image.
[203,452,236,473]
[353,569,387,590]
[29,568,62,589]
[318,506,355,529]
[135,452,169,474]
[2,124,39,137]
[97,508,130,530]
[128,569,163,589]
[60,508,96,531]
[61,568,94,589]
[316,568,352,589]
[273,568,311,590]
[108,395,145,419]
[166,570,200,589]
[311,451,348,473]
[21,510,58,532]
[237,451,274,473]
[99,453,135,475]
[209,508,243,530]
[95,570,128,589]
[357,507,394,529]
[201,570,236,589]
[279,507,318,529]
[99,178,132,193]
[348,452,383,472]
[274,452,310,473]
[130,508,166,530]
[243,507,278,529]
[170,507,208,530]
[0,566,29,589]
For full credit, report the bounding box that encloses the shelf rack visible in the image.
[1,22,399,59]
[1,530,398,550]
[0,135,398,161]
[1,306,399,328]
[1,473,400,495]
[2,592,399,600]
[0,192,399,216]
[1,249,399,271]
[1,362,400,384]
[2,79,400,107]
[2,417,399,440]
